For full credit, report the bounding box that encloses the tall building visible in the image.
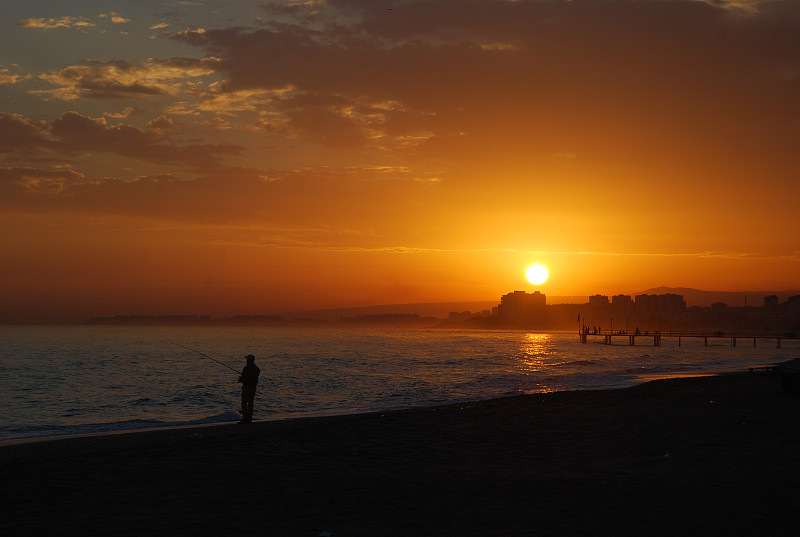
[498,290,547,326]
[611,294,634,318]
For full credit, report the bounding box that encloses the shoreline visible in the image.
[4,369,800,536]
[1,369,760,447]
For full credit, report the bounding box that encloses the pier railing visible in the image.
[579,328,797,348]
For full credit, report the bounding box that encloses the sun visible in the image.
[526,264,549,285]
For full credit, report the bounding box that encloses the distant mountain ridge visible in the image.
[638,287,800,308]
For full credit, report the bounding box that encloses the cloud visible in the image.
[164,88,286,116]
[99,12,131,24]
[8,1,800,217]
[0,110,242,172]
[692,0,773,13]
[217,1,796,165]
[33,58,220,100]
[261,93,372,147]
[146,115,178,134]
[0,67,30,85]
[103,107,144,119]
[0,160,441,238]
[17,16,96,30]
[18,12,134,32]
[0,113,52,154]
[0,166,85,196]
[49,111,241,168]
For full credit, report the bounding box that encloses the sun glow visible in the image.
[526,264,549,285]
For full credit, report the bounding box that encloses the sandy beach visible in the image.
[3,369,800,537]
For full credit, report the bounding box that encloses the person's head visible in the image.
[245,354,255,363]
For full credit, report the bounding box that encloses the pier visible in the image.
[579,328,797,348]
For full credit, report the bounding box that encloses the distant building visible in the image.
[588,294,609,307]
[789,296,800,317]
[660,293,686,315]
[497,290,547,327]
[448,311,476,322]
[634,293,686,326]
[711,302,728,318]
[612,294,634,318]
[636,293,685,315]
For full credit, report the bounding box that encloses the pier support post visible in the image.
[704,336,708,347]
[778,337,782,349]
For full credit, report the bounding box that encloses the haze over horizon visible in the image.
[2,1,798,324]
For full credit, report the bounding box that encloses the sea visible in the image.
[2,325,798,442]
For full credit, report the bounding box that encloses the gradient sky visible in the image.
[1,0,798,323]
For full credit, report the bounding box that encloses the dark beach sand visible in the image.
[3,370,800,537]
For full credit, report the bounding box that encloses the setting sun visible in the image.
[526,265,549,285]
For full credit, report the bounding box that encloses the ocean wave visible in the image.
[557,360,597,367]
[622,364,705,375]
[0,411,242,442]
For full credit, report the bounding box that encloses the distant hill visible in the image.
[638,287,800,308]
[278,301,500,322]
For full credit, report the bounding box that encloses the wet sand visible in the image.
[3,370,800,536]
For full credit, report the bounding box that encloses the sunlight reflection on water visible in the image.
[516,332,554,373]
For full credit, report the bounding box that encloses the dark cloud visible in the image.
[172,0,799,167]
[0,113,52,153]
[1,110,243,173]
[146,115,177,133]
[285,105,368,147]
[50,111,241,168]
[0,167,85,197]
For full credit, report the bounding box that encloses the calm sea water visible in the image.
[1,326,797,442]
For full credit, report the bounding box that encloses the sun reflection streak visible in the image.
[516,332,553,373]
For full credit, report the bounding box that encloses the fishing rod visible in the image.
[169,342,241,373]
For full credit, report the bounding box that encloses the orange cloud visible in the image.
[99,12,131,24]
[33,58,219,100]
[0,67,30,85]
[17,16,96,30]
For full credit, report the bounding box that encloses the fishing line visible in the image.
[169,341,241,373]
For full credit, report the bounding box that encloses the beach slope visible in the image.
[3,371,800,536]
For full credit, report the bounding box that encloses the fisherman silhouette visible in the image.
[238,354,260,424]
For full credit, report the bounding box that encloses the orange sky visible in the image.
[1,0,799,323]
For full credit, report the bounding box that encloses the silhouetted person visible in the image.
[238,354,260,424]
